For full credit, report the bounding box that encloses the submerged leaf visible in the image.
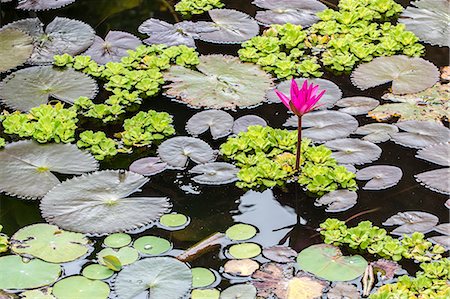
[335,96,379,116]
[158,136,216,169]
[392,121,450,148]
[0,65,98,111]
[129,157,168,176]
[186,110,234,139]
[189,162,239,185]
[164,55,273,109]
[356,165,403,190]
[355,123,398,143]
[416,143,450,166]
[40,170,171,234]
[232,115,267,134]
[382,211,439,235]
[0,141,98,199]
[17,0,76,10]
[314,190,358,212]
[351,56,440,94]
[371,259,401,280]
[114,257,192,299]
[0,29,33,73]
[415,168,450,195]
[324,138,382,165]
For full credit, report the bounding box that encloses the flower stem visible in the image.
[295,116,302,171]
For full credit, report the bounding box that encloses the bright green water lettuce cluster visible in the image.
[370,259,450,299]
[0,138,5,148]
[320,219,445,262]
[77,131,118,161]
[118,110,175,148]
[175,0,224,16]
[54,45,199,122]
[0,225,8,253]
[1,103,78,143]
[238,0,423,79]
[220,126,357,195]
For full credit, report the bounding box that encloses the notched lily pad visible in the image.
[232,115,267,134]
[382,211,439,235]
[314,190,358,212]
[392,121,450,148]
[324,138,382,165]
[17,0,76,10]
[416,143,450,166]
[186,110,234,139]
[355,123,399,143]
[189,162,239,185]
[0,29,33,73]
[335,96,379,116]
[415,168,450,195]
[129,157,168,176]
[433,223,450,235]
[429,236,450,249]
[356,165,403,190]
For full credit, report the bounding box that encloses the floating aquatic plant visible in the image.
[189,162,239,185]
[221,284,257,299]
[356,165,403,190]
[355,123,398,143]
[0,225,8,253]
[0,29,33,73]
[76,131,118,160]
[416,143,450,167]
[415,168,450,195]
[129,157,168,176]
[175,0,224,16]
[383,211,439,235]
[391,120,450,149]
[324,138,382,165]
[314,189,358,212]
[15,0,77,10]
[335,96,379,116]
[232,115,267,134]
[133,236,172,255]
[53,276,110,299]
[186,110,234,139]
[224,259,259,276]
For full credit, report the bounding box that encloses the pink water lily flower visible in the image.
[275,79,326,117]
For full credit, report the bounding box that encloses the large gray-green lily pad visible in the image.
[220,284,257,299]
[324,138,382,165]
[186,110,234,139]
[399,0,450,47]
[429,236,450,249]
[284,110,358,142]
[416,143,450,166]
[297,244,367,281]
[16,0,77,10]
[114,257,192,299]
[40,170,171,235]
[0,29,33,73]
[415,168,450,195]
[0,141,98,199]
[382,211,439,235]
[11,223,91,263]
[189,162,239,185]
[233,115,267,134]
[129,157,168,176]
[3,17,95,64]
[267,78,341,109]
[83,31,142,65]
[198,9,259,44]
[335,96,379,116]
[392,121,450,149]
[433,223,450,235]
[53,276,110,299]
[253,0,327,27]
[356,165,403,190]
[0,255,61,290]
[0,65,98,111]
[164,55,273,109]
[158,137,216,169]
[355,123,398,143]
[351,56,440,94]
[314,190,358,212]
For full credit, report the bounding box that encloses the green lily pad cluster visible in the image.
[0,225,8,253]
[175,0,224,16]
[1,103,78,143]
[0,138,5,148]
[54,44,199,122]
[77,131,118,160]
[238,0,424,79]
[320,219,445,262]
[220,125,357,195]
[370,258,450,299]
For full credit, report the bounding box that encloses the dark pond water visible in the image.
[0,0,449,293]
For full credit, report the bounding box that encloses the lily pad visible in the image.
[83,31,142,64]
[314,190,358,212]
[284,111,358,142]
[220,284,257,299]
[192,267,216,288]
[224,259,259,276]
[103,233,132,248]
[0,255,61,290]
[198,9,259,44]
[232,115,267,134]
[253,0,327,27]
[433,223,450,235]
[267,78,341,109]
[16,0,76,10]
[97,247,139,266]
[262,245,297,263]
[399,0,450,47]
[324,138,382,165]
[10,223,90,263]
[82,264,114,280]
[164,55,273,109]
[114,257,192,299]
[392,121,450,149]
[287,276,326,299]
[0,141,98,199]
[415,168,450,195]
[52,276,110,299]
[186,110,234,139]
[0,65,98,111]
[40,170,171,234]
[190,162,239,185]
[429,236,450,249]
[351,56,440,94]
[160,213,189,228]
[416,143,450,166]
[226,224,257,241]
[371,259,401,280]
[228,243,261,259]
[158,137,216,169]
[129,157,168,176]
[4,17,95,64]
[382,211,439,235]
[0,29,33,73]
[335,96,379,116]
[354,123,399,143]
[133,236,172,255]
[356,165,403,190]
[192,289,220,299]
[20,288,55,299]
[327,282,359,299]
[251,263,292,298]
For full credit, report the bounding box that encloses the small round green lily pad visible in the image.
[220,284,256,299]
[103,233,131,248]
[192,267,216,288]
[191,288,220,299]
[228,243,261,259]
[82,264,114,280]
[160,213,189,228]
[53,276,110,299]
[133,236,172,255]
[97,247,139,266]
[225,224,257,241]
[20,288,54,299]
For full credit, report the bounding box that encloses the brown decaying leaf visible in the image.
[224,259,259,276]
[371,259,401,279]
